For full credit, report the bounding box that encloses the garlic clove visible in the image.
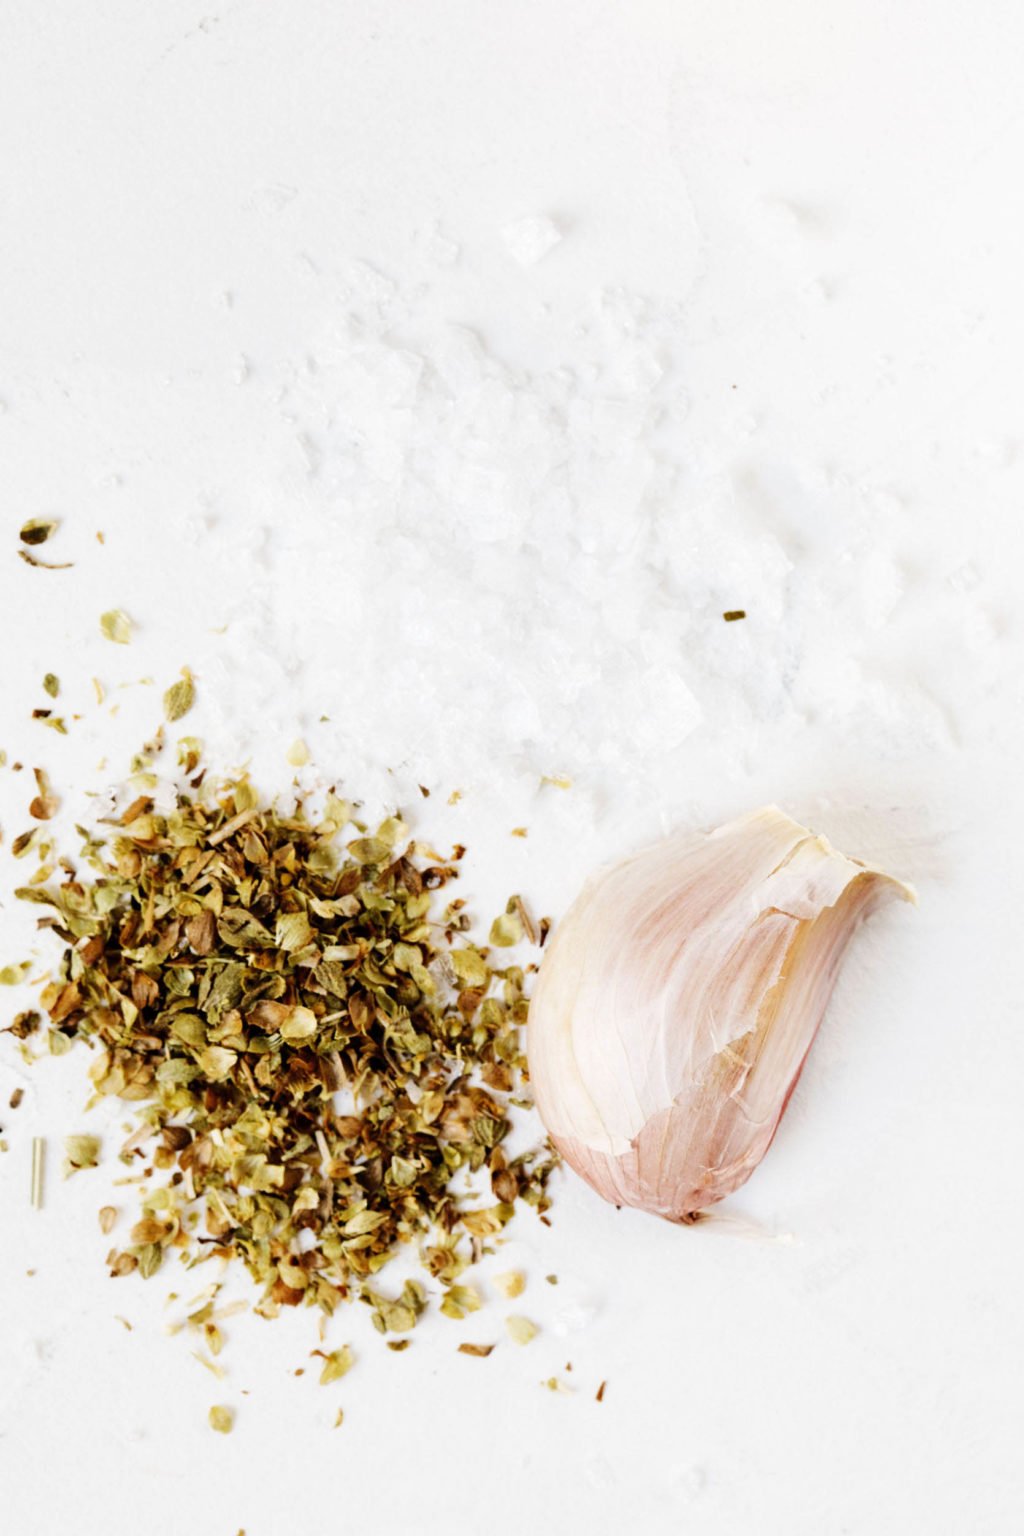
[528,807,914,1221]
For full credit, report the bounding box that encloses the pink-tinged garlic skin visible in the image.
[528,808,914,1221]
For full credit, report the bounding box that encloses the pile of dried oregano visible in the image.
[10,747,556,1340]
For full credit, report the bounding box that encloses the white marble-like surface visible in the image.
[1,5,1022,1533]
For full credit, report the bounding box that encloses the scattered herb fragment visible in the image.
[7,1010,40,1038]
[506,1315,538,1346]
[32,711,68,734]
[29,768,59,821]
[98,1206,118,1234]
[30,1137,45,1207]
[489,900,524,948]
[63,1135,101,1177]
[316,1345,354,1385]
[163,668,195,723]
[43,674,60,699]
[99,610,133,645]
[596,1380,607,1402]
[440,1283,483,1320]
[493,1270,526,1300]
[458,1342,494,1358]
[9,1088,24,1110]
[20,518,59,546]
[19,550,73,570]
[208,1405,234,1434]
[722,609,746,622]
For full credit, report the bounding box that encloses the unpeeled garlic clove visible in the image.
[527,807,914,1221]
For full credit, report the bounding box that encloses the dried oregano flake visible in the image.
[99,610,132,645]
[14,751,556,1345]
[163,669,195,723]
[506,1315,538,1346]
[20,518,59,546]
[63,1134,101,1177]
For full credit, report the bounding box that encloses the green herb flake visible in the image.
[208,1405,234,1434]
[63,1134,101,1177]
[489,905,524,947]
[317,1345,354,1384]
[99,610,133,645]
[440,1284,483,1320]
[29,767,59,821]
[43,674,60,699]
[163,668,195,722]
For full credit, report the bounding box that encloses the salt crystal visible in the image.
[501,214,562,266]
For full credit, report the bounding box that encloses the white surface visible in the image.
[1,4,1022,1533]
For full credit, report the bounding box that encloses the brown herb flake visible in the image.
[7,1009,41,1038]
[458,1342,494,1358]
[722,609,746,622]
[596,1380,607,1402]
[20,518,59,547]
[29,768,59,821]
[9,1088,24,1110]
[19,550,73,570]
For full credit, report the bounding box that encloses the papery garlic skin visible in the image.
[528,808,914,1220]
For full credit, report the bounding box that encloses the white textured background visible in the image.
[1,4,1022,1533]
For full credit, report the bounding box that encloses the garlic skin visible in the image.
[528,807,914,1221]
